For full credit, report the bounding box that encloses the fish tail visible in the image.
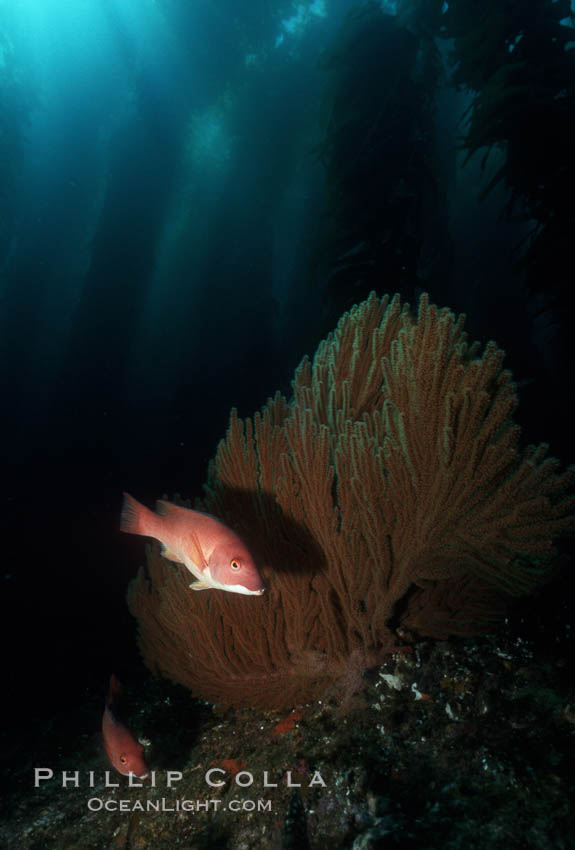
[107,673,121,708]
[121,493,154,537]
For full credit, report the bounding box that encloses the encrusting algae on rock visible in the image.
[127,292,575,709]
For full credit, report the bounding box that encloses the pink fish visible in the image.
[121,492,265,595]
[102,675,148,778]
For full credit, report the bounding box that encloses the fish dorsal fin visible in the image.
[156,499,184,518]
[186,528,208,570]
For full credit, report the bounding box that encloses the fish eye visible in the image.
[230,559,241,570]
[120,755,127,764]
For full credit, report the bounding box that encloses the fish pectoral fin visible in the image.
[190,581,211,591]
[186,529,208,570]
[160,543,184,564]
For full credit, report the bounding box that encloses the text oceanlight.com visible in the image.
[87,797,272,812]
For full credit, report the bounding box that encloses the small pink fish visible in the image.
[121,492,265,595]
[102,675,148,778]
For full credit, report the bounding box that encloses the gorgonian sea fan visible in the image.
[128,293,575,709]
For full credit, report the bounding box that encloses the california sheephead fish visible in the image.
[121,492,265,595]
[102,675,148,778]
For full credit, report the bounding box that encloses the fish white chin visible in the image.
[226,584,265,595]
[204,571,265,595]
[219,584,264,596]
